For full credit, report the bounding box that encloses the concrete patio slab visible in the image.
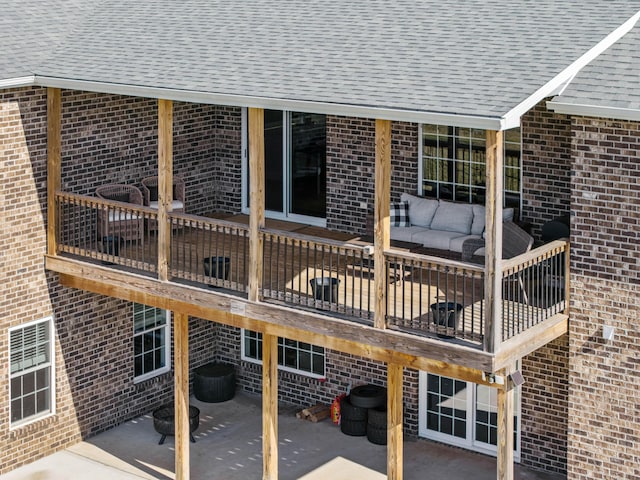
[0,393,565,480]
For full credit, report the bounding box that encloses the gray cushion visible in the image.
[411,229,466,250]
[471,204,486,235]
[430,201,474,234]
[401,193,439,228]
[390,226,430,243]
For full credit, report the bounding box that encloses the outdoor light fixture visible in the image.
[509,370,525,387]
[602,325,615,342]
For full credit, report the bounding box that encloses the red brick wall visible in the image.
[567,117,640,480]
[0,87,219,473]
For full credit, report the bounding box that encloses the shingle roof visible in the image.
[0,0,99,82]
[549,22,640,120]
[2,1,640,126]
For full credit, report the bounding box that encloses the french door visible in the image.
[418,372,521,459]
[243,109,326,226]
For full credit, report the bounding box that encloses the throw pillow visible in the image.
[390,201,410,227]
[148,185,158,202]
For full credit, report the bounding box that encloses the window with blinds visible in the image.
[9,318,54,426]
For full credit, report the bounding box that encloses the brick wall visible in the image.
[0,87,219,473]
[60,92,219,216]
[326,116,419,234]
[213,325,421,437]
[520,336,569,473]
[567,117,640,480]
[521,101,573,239]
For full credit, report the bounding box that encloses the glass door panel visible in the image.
[264,109,284,213]
[290,113,326,218]
[425,374,468,439]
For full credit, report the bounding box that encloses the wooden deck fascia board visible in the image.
[46,254,500,380]
[493,313,569,371]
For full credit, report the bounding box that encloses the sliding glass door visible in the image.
[244,109,326,225]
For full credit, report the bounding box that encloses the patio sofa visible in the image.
[390,193,515,254]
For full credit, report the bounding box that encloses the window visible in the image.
[10,317,54,426]
[420,125,521,210]
[242,330,325,378]
[133,304,170,381]
[419,372,520,459]
[243,110,327,226]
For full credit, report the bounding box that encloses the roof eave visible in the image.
[34,75,504,130]
[547,100,640,122]
[0,76,36,89]
[501,10,640,130]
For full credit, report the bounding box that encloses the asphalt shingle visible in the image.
[2,0,640,122]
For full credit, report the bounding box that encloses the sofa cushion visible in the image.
[411,229,466,250]
[401,193,439,228]
[390,201,410,227]
[390,226,430,243]
[471,204,486,235]
[430,201,474,234]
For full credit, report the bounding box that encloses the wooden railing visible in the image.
[54,193,570,347]
[385,251,485,341]
[500,240,568,341]
[261,229,374,321]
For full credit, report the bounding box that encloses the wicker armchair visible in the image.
[140,176,185,231]
[95,184,144,242]
[461,221,533,263]
[140,176,185,212]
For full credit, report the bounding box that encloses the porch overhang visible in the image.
[34,75,506,130]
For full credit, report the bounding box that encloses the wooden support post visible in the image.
[387,363,403,480]
[496,366,514,480]
[374,119,391,329]
[248,108,265,303]
[174,312,190,480]
[158,99,173,282]
[484,130,504,353]
[262,333,278,480]
[47,87,62,256]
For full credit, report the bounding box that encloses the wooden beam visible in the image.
[174,312,190,480]
[158,99,173,282]
[262,333,278,480]
[484,130,504,353]
[387,363,403,480]
[374,119,391,329]
[50,255,498,374]
[248,108,265,302]
[494,314,568,371]
[496,366,514,480]
[47,88,62,256]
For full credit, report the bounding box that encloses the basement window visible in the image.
[241,329,326,379]
[133,304,170,382]
[9,317,55,427]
